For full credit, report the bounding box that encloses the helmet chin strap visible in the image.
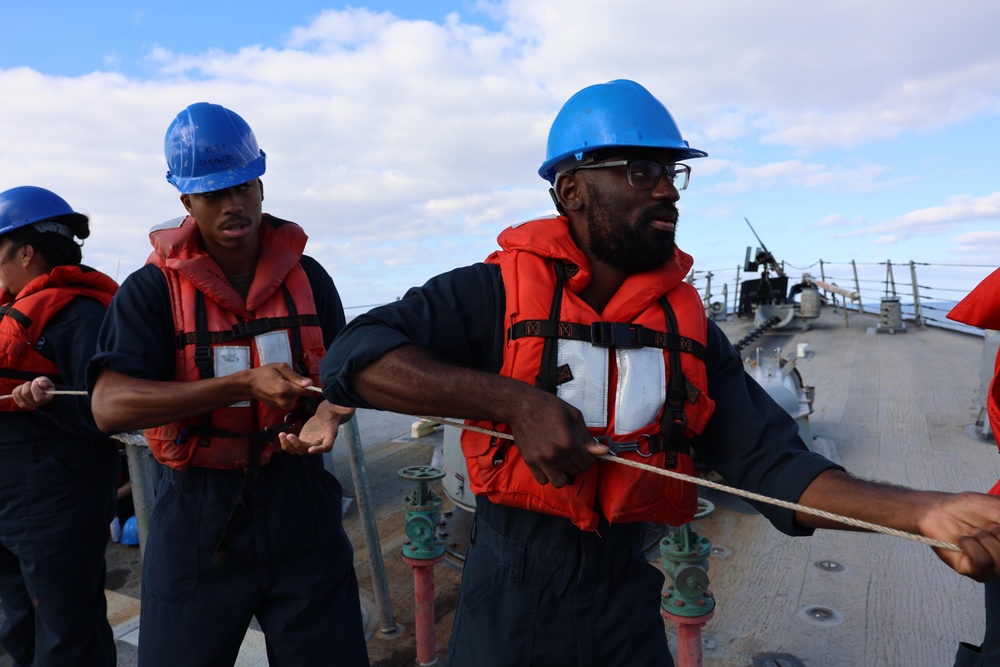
[32,221,74,238]
[549,187,566,216]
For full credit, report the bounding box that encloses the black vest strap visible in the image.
[175,315,321,348]
[534,263,568,394]
[658,296,691,459]
[0,304,32,329]
[509,319,706,360]
[192,291,214,448]
[279,284,318,416]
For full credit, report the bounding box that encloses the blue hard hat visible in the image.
[538,80,707,184]
[121,515,139,546]
[0,186,87,237]
[164,102,267,195]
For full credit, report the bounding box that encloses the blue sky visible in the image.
[1,2,496,77]
[2,1,999,312]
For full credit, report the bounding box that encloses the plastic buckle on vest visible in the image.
[667,407,687,432]
[595,434,655,458]
[193,346,212,367]
[256,412,299,445]
[590,322,642,348]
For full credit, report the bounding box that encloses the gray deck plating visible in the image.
[701,308,993,666]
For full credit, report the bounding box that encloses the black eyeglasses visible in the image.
[572,159,691,191]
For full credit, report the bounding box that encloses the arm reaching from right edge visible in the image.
[797,469,1000,582]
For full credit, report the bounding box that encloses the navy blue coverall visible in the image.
[0,295,118,667]
[88,256,368,667]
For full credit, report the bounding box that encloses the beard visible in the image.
[585,182,678,272]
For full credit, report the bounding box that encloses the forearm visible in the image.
[350,344,528,424]
[795,469,948,533]
[91,368,261,431]
[351,344,606,488]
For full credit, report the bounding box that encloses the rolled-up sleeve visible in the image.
[87,265,175,389]
[695,320,843,535]
[320,263,505,408]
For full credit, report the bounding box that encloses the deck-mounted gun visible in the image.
[737,218,822,330]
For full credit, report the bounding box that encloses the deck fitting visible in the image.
[796,605,844,626]
[814,559,845,573]
[752,653,805,667]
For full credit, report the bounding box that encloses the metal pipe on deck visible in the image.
[112,431,162,560]
[851,260,864,313]
[403,555,444,666]
[909,260,925,327]
[803,274,860,303]
[343,417,401,637]
[664,610,715,667]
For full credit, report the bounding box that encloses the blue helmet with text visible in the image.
[164,102,267,195]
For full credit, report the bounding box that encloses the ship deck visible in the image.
[693,307,994,666]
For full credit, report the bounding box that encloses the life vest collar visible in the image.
[149,214,308,318]
[492,216,695,322]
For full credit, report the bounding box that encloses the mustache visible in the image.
[640,205,679,225]
[223,215,253,226]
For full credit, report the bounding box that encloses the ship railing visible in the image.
[688,259,997,336]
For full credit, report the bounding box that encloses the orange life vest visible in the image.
[948,269,1000,495]
[462,217,716,531]
[0,265,117,410]
[144,214,326,471]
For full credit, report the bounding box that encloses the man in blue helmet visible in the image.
[88,103,368,667]
[308,80,1000,666]
[0,186,120,666]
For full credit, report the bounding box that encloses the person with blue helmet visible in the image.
[88,102,368,667]
[0,186,120,666]
[311,79,1000,666]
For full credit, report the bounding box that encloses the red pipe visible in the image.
[403,554,445,666]
[661,608,714,667]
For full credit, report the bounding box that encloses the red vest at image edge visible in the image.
[462,216,717,531]
[947,267,1000,495]
[0,265,118,408]
[144,215,326,471]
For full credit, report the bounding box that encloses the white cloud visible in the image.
[714,161,897,195]
[870,192,1000,239]
[3,1,1000,306]
[285,8,398,50]
[817,214,868,229]
[954,230,1000,245]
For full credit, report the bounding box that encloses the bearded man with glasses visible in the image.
[305,80,1000,667]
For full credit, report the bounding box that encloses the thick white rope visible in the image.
[416,415,961,552]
